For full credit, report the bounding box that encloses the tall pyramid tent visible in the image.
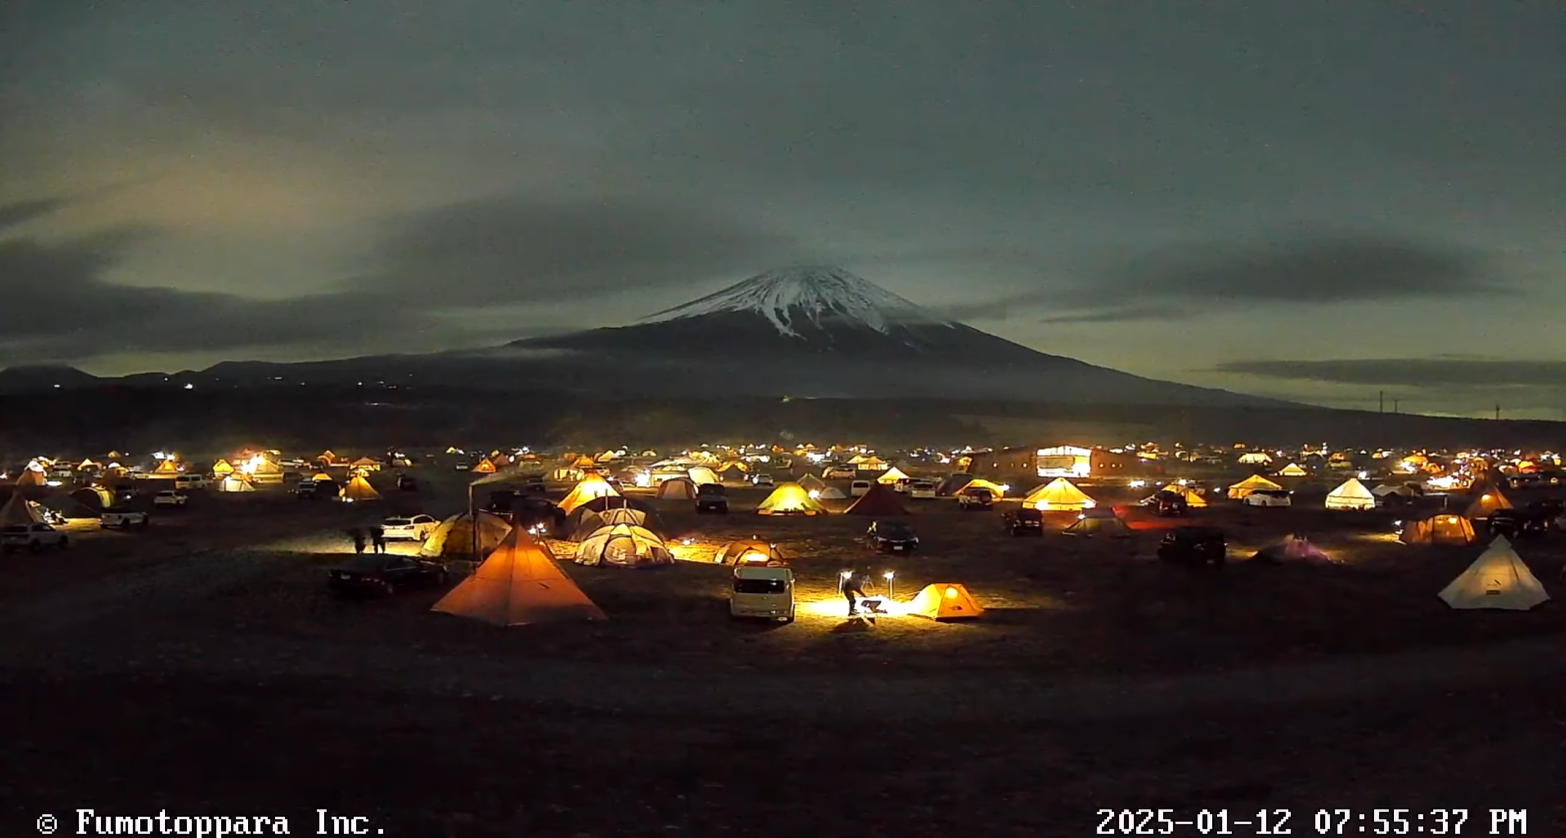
[1463,487,1512,520]
[471,457,496,474]
[1325,478,1376,510]
[1227,474,1283,499]
[1276,462,1307,477]
[1438,537,1548,610]
[432,530,606,626]
[875,466,911,485]
[905,583,984,621]
[0,493,45,526]
[1022,477,1095,511]
[339,475,381,501]
[1063,507,1131,537]
[421,511,513,561]
[154,459,181,474]
[558,474,619,515]
[756,482,827,516]
[217,474,256,493]
[844,483,909,516]
[1399,513,1475,545]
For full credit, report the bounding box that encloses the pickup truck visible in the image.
[154,490,189,508]
[1,522,68,551]
[101,509,151,529]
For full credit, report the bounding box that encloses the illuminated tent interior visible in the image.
[211,459,234,475]
[1399,513,1476,545]
[1227,474,1283,499]
[1151,485,1207,508]
[875,466,911,485]
[1062,507,1131,537]
[905,583,984,621]
[1324,478,1376,511]
[1022,477,1094,511]
[1438,537,1548,611]
[574,523,674,568]
[216,475,256,493]
[558,474,619,516]
[420,511,512,561]
[713,538,784,565]
[1276,462,1307,477]
[432,530,606,626]
[339,475,381,501]
[656,477,697,499]
[755,483,828,516]
[1463,487,1512,520]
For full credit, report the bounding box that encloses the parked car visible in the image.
[395,474,418,492]
[866,520,920,552]
[296,479,337,500]
[173,474,206,491]
[1243,490,1292,508]
[908,481,937,499]
[729,565,795,623]
[1,522,68,551]
[327,554,448,597]
[823,467,855,480]
[695,483,729,514]
[1153,492,1188,517]
[1488,509,1551,539]
[101,509,150,529]
[957,489,993,511]
[1002,507,1044,536]
[1157,527,1226,568]
[849,479,874,497]
[751,474,775,487]
[380,514,438,541]
[153,490,188,508]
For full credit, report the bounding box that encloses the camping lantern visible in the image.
[883,570,895,599]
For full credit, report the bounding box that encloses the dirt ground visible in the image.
[6,467,1566,836]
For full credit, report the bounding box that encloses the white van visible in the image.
[174,474,206,490]
[730,566,794,623]
[849,479,873,497]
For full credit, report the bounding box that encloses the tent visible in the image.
[1464,487,1512,520]
[1227,474,1283,500]
[40,493,100,519]
[1151,485,1207,508]
[844,483,909,516]
[1252,536,1335,564]
[797,473,827,492]
[935,473,975,496]
[876,466,911,485]
[713,539,784,565]
[420,511,513,561]
[687,466,720,485]
[1438,537,1548,611]
[574,523,674,568]
[655,477,697,499]
[471,457,496,474]
[1063,507,1131,537]
[755,482,827,516]
[1373,482,1420,498]
[71,486,114,510]
[905,583,984,621]
[14,468,45,488]
[317,450,338,464]
[211,459,234,475]
[1325,478,1376,511]
[558,474,620,516]
[1022,477,1095,511]
[962,478,1006,498]
[1276,462,1307,477]
[216,475,256,493]
[0,493,44,526]
[817,486,846,500]
[717,463,750,482]
[571,507,651,540]
[154,459,181,475]
[432,530,606,626]
[1399,513,1476,545]
[1237,451,1272,465]
[339,475,381,502]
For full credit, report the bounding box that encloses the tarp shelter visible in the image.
[1227,474,1283,500]
[421,511,512,561]
[40,493,99,519]
[1023,478,1094,511]
[1276,462,1307,477]
[571,507,651,540]
[575,523,674,568]
[471,458,496,474]
[1063,507,1131,537]
[432,530,606,626]
[1253,536,1335,564]
[687,466,720,485]
[0,493,44,526]
[714,539,784,565]
[211,459,234,475]
[905,583,984,621]
[935,473,975,496]
[755,482,827,516]
[1438,537,1548,611]
[1325,478,1376,511]
[558,474,620,516]
[154,459,180,474]
[1153,485,1207,508]
[216,475,256,493]
[339,475,381,502]
[656,477,697,499]
[797,473,827,492]
[1464,487,1512,520]
[844,483,908,516]
[876,466,911,485]
[1400,513,1476,545]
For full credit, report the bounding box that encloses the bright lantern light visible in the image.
[944,587,958,598]
[883,571,894,580]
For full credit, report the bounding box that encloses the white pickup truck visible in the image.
[154,490,189,508]
[101,509,151,529]
[1,522,68,551]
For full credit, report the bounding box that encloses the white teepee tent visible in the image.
[1324,477,1376,510]
[1438,537,1549,611]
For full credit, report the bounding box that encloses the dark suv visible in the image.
[695,482,728,514]
[866,520,920,552]
[1156,526,1226,568]
[1002,507,1044,536]
[957,488,993,511]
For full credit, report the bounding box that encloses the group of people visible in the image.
[348,526,387,554]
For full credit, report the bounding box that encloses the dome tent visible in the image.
[574,523,674,568]
[558,474,619,516]
[420,511,512,561]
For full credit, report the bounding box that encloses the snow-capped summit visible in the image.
[639,266,952,337]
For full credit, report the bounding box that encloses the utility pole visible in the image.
[1393,399,1400,414]
[1495,403,1501,421]
[1379,391,1384,413]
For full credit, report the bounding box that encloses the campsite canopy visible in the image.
[1438,537,1548,610]
[558,474,620,516]
[431,530,606,626]
[1063,507,1131,537]
[1324,478,1376,510]
[1022,477,1094,511]
[844,483,908,516]
[1399,513,1475,545]
[420,511,512,561]
[905,584,984,620]
[574,523,674,568]
[714,538,784,565]
[1227,474,1283,499]
[756,482,827,516]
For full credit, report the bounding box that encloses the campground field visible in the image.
[7,468,1566,835]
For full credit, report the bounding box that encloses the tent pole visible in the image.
[468,482,477,569]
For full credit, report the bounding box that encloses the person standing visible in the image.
[350,527,366,555]
[369,525,385,554]
[840,568,868,616]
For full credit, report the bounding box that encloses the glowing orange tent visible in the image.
[432,530,606,626]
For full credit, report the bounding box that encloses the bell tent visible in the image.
[905,584,984,621]
[432,531,606,626]
[1227,474,1283,500]
[1324,478,1376,511]
[656,477,697,499]
[1399,513,1475,545]
[1438,537,1548,611]
[558,474,620,516]
[1062,507,1131,537]
[574,523,674,568]
[756,483,827,516]
[1022,478,1094,511]
[420,511,512,561]
[1463,487,1512,520]
[844,483,909,516]
[714,539,784,565]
